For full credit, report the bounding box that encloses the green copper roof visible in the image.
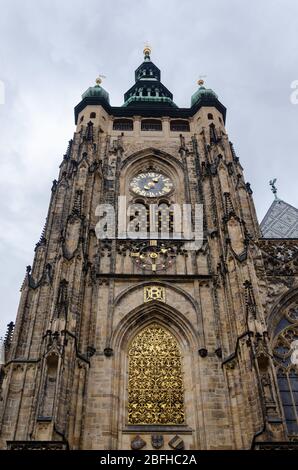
[123,95,177,107]
[123,48,177,108]
[191,84,218,107]
[82,83,110,104]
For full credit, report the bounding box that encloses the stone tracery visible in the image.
[272,300,298,435]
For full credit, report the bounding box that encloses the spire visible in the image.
[123,47,177,107]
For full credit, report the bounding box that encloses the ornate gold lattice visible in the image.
[128,324,185,425]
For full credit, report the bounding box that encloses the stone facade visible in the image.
[0,53,297,450]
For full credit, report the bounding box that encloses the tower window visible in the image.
[208,113,214,120]
[79,116,84,123]
[128,324,185,424]
[113,119,133,131]
[170,120,190,132]
[90,112,96,119]
[141,119,162,131]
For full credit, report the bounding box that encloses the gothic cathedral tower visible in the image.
[1,48,297,450]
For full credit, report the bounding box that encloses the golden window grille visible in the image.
[128,324,185,425]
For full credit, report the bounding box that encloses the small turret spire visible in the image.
[191,76,218,107]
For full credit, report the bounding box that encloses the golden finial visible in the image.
[143,44,152,57]
[95,74,106,86]
[197,75,207,87]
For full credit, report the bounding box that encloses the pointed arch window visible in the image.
[128,324,185,425]
[272,302,298,435]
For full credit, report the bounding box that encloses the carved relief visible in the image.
[144,286,166,303]
[258,239,298,277]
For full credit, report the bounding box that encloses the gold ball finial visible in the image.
[143,44,152,56]
[95,74,106,86]
[198,79,204,86]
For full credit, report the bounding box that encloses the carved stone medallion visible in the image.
[131,435,146,450]
[151,434,164,449]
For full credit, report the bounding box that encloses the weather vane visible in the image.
[269,178,278,200]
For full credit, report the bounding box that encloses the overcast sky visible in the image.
[0,0,297,336]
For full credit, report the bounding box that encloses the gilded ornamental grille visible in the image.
[128,324,185,425]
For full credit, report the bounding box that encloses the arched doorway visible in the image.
[110,301,202,449]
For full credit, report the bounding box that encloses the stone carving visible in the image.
[131,435,146,450]
[7,441,68,450]
[151,434,164,449]
[62,190,84,260]
[168,435,185,450]
[257,239,298,277]
[243,280,257,320]
[144,286,166,303]
[55,280,68,318]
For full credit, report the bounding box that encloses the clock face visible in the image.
[130,172,173,198]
